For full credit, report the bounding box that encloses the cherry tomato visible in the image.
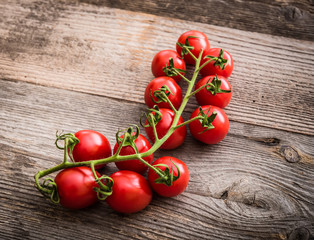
[55,167,100,209]
[106,170,152,213]
[144,76,182,110]
[148,156,189,197]
[72,130,111,169]
[145,108,187,150]
[151,50,186,83]
[189,105,229,144]
[176,30,210,65]
[200,48,234,78]
[113,134,153,174]
[195,75,232,108]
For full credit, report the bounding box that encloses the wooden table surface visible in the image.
[1,0,313,239]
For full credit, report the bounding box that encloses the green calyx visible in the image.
[93,175,114,201]
[150,85,174,104]
[205,75,231,95]
[140,105,163,128]
[204,49,228,70]
[176,36,199,57]
[116,125,140,149]
[153,160,180,186]
[198,107,217,134]
[55,131,79,160]
[163,57,186,77]
[40,177,60,204]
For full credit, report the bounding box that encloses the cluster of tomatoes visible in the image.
[52,30,233,214]
[146,30,233,145]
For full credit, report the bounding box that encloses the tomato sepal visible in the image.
[140,105,163,128]
[150,85,174,104]
[93,175,114,200]
[176,36,199,57]
[115,125,140,154]
[204,49,228,70]
[55,131,79,161]
[162,57,187,78]
[40,177,60,204]
[153,160,181,186]
[205,75,231,95]
[197,107,217,133]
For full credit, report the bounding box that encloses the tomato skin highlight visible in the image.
[145,108,187,150]
[176,30,210,65]
[144,76,182,110]
[72,130,111,169]
[148,156,189,197]
[151,50,186,83]
[200,48,234,78]
[195,75,232,108]
[106,170,153,213]
[113,134,153,174]
[189,105,229,144]
[55,167,101,210]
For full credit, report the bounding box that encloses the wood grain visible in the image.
[79,0,314,41]
[0,0,314,136]
[0,79,313,240]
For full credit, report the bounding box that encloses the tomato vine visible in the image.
[34,31,233,211]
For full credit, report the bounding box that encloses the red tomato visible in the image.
[113,134,153,174]
[72,130,111,169]
[200,48,234,78]
[106,170,152,213]
[195,75,232,108]
[176,30,210,65]
[144,76,182,110]
[145,108,187,150]
[189,105,229,144]
[55,167,100,209]
[151,50,186,83]
[148,156,189,197]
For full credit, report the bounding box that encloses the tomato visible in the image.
[106,170,152,213]
[176,30,210,65]
[144,76,182,110]
[195,75,232,108]
[145,108,187,150]
[148,156,189,197]
[151,50,186,83]
[113,134,153,174]
[200,48,234,78]
[189,105,229,144]
[55,167,100,209]
[72,130,111,169]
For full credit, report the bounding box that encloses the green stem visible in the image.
[34,48,205,186]
[188,82,215,98]
[173,116,202,130]
[198,57,216,73]
[185,48,198,62]
[161,92,177,113]
[173,68,190,83]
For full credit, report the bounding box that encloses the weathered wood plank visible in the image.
[0,79,313,239]
[0,0,313,136]
[78,0,314,41]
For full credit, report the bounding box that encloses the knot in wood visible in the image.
[288,227,310,240]
[283,6,303,21]
[279,146,300,163]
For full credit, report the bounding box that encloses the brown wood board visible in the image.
[0,1,313,136]
[1,0,314,239]
[0,79,314,239]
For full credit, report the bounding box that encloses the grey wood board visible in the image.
[79,0,314,41]
[0,0,314,135]
[0,79,313,240]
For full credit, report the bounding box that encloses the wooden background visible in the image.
[0,0,313,239]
